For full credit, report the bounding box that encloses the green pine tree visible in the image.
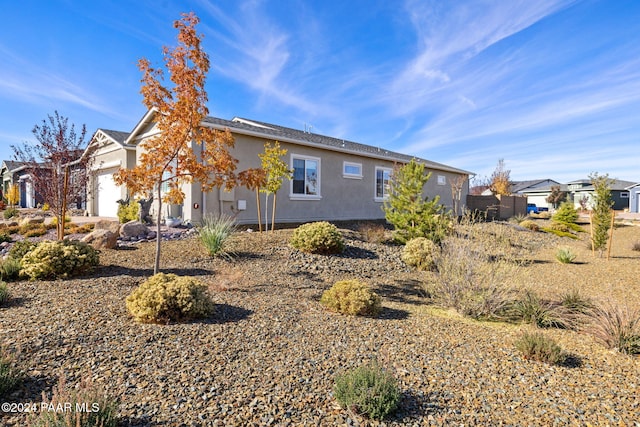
[383,159,450,244]
[589,172,613,257]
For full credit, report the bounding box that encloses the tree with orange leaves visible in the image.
[114,12,237,274]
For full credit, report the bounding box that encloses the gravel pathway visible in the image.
[1,224,639,426]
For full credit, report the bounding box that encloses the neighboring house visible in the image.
[627,183,640,213]
[84,129,135,217]
[0,160,40,208]
[481,179,561,209]
[567,178,636,211]
[87,111,472,224]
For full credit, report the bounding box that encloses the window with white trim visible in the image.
[291,155,320,197]
[375,167,392,201]
[621,192,629,198]
[343,161,362,179]
[437,175,446,185]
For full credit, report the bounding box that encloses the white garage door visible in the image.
[97,171,120,218]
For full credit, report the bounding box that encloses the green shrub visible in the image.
[560,289,594,315]
[117,201,139,224]
[9,240,37,261]
[515,331,566,365]
[504,290,571,329]
[334,362,400,420]
[27,374,118,427]
[0,281,9,305]
[401,237,438,271]
[198,214,236,257]
[585,303,640,355]
[0,347,23,398]
[519,220,539,231]
[555,247,577,264]
[20,240,99,280]
[290,221,344,254]
[320,279,381,316]
[0,232,11,243]
[50,216,72,226]
[541,227,579,239]
[0,258,21,281]
[553,201,579,224]
[126,273,214,323]
[3,207,18,220]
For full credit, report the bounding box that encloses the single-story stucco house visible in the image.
[86,111,472,225]
[0,160,41,208]
[567,178,636,211]
[624,183,640,213]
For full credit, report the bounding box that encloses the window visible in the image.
[375,167,392,201]
[437,175,446,185]
[291,155,320,198]
[343,162,362,179]
[621,192,629,198]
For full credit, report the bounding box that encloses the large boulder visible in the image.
[82,229,118,250]
[94,219,121,234]
[20,216,45,226]
[120,220,151,239]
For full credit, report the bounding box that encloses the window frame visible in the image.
[374,166,393,202]
[290,154,322,200]
[342,161,363,179]
[437,175,446,185]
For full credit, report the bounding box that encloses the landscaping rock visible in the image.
[82,229,119,250]
[19,216,45,226]
[119,220,151,239]
[94,219,121,234]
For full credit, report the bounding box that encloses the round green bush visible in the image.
[334,362,400,420]
[320,279,381,316]
[519,220,539,231]
[401,237,438,271]
[8,240,37,261]
[553,201,579,224]
[290,221,344,254]
[126,273,214,323]
[20,240,99,280]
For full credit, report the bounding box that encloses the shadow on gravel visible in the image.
[208,304,253,324]
[93,265,215,279]
[3,296,28,308]
[560,353,584,368]
[119,415,166,426]
[391,390,442,421]
[376,280,426,305]
[378,306,410,320]
[338,245,378,260]
[5,374,57,407]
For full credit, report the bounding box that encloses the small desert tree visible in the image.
[450,175,467,216]
[383,159,449,244]
[489,158,511,195]
[6,184,20,207]
[12,111,91,240]
[589,172,614,257]
[546,185,567,209]
[259,141,292,232]
[114,13,237,274]
[238,168,267,231]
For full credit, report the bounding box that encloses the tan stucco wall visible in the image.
[87,143,134,216]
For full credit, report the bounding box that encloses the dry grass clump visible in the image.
[503,290,573,329]
[514,331,566,365]
[584,303,640,355]
[519,219,539,231]
[356,223,388,244]
[0,346,23,398]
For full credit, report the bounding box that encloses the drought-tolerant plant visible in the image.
[258,141,293,232]
[541,226,579,239]
[383,159,450,244]
[197,213,236,257]
[585,303,640,355]
[50,215,72,226]
[22,225,48,238]
[427,228,517,320]
[20,240,99,280]
[515,331,566,365]
[504,290,571,329]
[334,362,400,420]
[0,347,23,398]
[320,279,381,317]
[3,207,19,220]
[519,219,539,231]
[117,200,139,224]
[560,289,594,315]
[67,223,95,235]
[510,213,528,224]
[356,222,388,244]
[0,231,11,243]
[555,247,577,264]
[0,281,9,305]
[0,258,21,281]
[27,374,119,427]
[290,221,344,254]
[5,184,20,207]
[553,201,579,224]
[401,237,438,271]
[126,273,215,323]
[589,172,614,256]
[8,239,37,261]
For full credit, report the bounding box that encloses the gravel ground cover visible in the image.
[1,221,639,426]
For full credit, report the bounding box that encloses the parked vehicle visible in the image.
[527,203,539,214]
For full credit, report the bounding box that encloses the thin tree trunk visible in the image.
[271,194,277,232]
[155,186,162,275]
[255,189,262,232]
[264,193,269,232]
[59,166,70,241]
[607,209,615,260]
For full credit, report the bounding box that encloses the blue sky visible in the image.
[1,0,639,184]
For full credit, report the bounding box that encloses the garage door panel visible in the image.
[97,170,120,218]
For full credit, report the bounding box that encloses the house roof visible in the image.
[510,179,560,193]
[572,179,637,192]
[202,116,473,175]
[100,129,131,144]
[1,160,28,172]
